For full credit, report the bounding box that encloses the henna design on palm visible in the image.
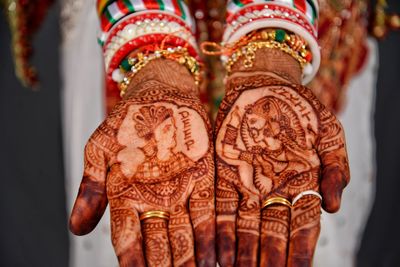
[215,70,349,267]
[70,60,215,267]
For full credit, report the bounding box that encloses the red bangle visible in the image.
[103,11,193,50]
[105,33,200,91]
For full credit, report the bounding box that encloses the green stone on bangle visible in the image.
[275,29,286,43]
[120,58,131,71]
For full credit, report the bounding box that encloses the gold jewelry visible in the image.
[139,210,170,221]
[262,197,292,209]
[201,29,312,75]
[225,40,307,74]
[118,47,201,97]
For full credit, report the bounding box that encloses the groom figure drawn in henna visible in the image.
[70,60,216,267]
[132,105,194,186]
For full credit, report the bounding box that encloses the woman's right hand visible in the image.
[69,59,216,267]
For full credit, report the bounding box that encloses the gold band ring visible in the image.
[139,210,170,221]
[262,197,292,209]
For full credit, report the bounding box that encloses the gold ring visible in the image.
[262,197,292,209]
[139,211,170,221]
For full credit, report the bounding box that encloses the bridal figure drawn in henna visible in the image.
[215,50,350,267]
[70,60,216,267]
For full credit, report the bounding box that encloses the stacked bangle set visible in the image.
[97,0,200,97]
[98,0,320,97]
[222,0,320,84]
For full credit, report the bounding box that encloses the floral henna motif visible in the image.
[70,74,215,267]
[215,73,349,266]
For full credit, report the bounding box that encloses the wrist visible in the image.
[122,59,199,99]
[229,47,302,84]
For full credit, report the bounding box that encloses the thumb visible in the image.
[320,163,348,213]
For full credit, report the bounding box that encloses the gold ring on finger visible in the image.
[262,197,292,209]
[139,210,170,221]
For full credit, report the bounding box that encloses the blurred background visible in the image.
[0,0,399,266]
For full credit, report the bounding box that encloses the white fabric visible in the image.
[61,0,118,266]
[314,38,378,267]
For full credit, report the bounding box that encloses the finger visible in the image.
[142,217,173,267]
[111,208,146,267]
[287,195,321,267]
[235,193,260,267]
[317,112,350,213]
[70,138,108,235]
[260,205,290,267]
[216,161,240,267]
[189,155,216,267]
[169,204,196,267]
[320,160,348,213]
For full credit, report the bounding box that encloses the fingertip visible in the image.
[322,199,341,213]
[321,187,343,213]
[69,207,98,236]
[69,216,86,236]
[216,221,236,267]
[320,167,348,213]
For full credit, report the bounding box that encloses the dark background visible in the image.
[0,2,69,267]
[0,1,399,266]
[357,1,400,266]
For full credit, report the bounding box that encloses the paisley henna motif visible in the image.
[70,59,215,267]
[215,48,350,267]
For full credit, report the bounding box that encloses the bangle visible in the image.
[104,21,198,71]
[102,11,193,50]
[221,2,320,84]
[98,1,195,43]
[202,29,313,75]
[105,33,200,93]
[117,46,201,97]
[224,3,316,44]
[225,40,307,72]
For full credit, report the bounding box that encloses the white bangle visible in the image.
[292,190,322,206]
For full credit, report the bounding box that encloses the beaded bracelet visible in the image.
[117,46,201,97]
[202,28,312,75]
[225,40,308,73]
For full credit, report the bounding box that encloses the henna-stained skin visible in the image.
[70,59,216,267]
[215,48,350,267]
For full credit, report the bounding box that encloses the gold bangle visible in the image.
[139,210,170,221]
[225,40,307,74]
[262,197,292,209]
[118,47,201,97]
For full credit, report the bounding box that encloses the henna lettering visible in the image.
[179,111,195,150]
[216,63,349,267]
[70,59,216,267]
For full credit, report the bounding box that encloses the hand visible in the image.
[215,48,350,267]
[69,59,216,267]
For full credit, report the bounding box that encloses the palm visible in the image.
[70,80,215,267]
[215,73,349,267]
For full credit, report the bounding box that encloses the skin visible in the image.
[69,59,216,267]
[215,48,350,267]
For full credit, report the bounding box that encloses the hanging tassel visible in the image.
[1,0,54,88]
